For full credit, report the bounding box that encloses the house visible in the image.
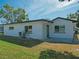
[4,17,77,42]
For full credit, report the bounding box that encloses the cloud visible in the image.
[29,0,58,16]
[28,0,78,19]
[57,0,77,8]
[40,0,78,15]
[29,0,56,11]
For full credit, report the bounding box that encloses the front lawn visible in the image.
[0,36,79,59]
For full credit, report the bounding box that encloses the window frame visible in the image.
[24,25,32,34]
[55,26,59,33]
[9,27,14,30]
[28,26,32,34]
[54,25,65,33]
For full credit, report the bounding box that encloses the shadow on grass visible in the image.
[0,35,79,48]
[0,36,44,48]
[39,49,79,59]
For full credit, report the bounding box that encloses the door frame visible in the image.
[46,25,49,38]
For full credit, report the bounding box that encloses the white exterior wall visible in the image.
[4,19,76,42]
[49,19,75,42]
[42,22,52,39]
[4,21,44,40]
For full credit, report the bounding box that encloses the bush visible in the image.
[39,49,77,59]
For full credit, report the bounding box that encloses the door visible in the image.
[25,26,28,32]
[46,25,49,38]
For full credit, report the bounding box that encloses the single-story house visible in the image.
[4,17,77,42]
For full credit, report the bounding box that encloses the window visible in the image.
[25,26,28,32]
[24,26,32,34]
[28,26,32,33]
[19,32,22,36]
[9,27,14,30]
[55,25,65,33]
[55,26,59,33]
[0,27,4,32]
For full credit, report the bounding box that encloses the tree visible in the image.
[67,13,78,21]
[76,10,79,28]
[0,4,29,23]
[67,10,79,28]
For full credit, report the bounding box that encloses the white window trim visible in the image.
[54,25,65,33]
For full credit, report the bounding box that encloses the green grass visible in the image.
[0,40,39,59]
[0,32,3,35]
[0,36,79,59]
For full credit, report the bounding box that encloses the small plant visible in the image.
[39,49,77,59]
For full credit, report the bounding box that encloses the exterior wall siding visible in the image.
[4,19,76,42]
[49,19,75,42]
[4,21,44,40]
[42,22,53,39]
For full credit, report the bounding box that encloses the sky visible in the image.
[0,0,79,20]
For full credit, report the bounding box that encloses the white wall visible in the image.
[49,19,75,40]
[4,19,76,42]
[4,21,44,40]
[42,22,52,39]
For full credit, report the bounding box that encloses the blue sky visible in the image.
[0,0,79,20]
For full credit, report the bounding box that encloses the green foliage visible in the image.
[67,10,79,28]
[39,49,77,59]
[67,13,78,20]
[0,9,4,17]
[76,11,79,27]
[0,4,29,23]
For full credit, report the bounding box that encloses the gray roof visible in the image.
[52,17,77,22]
[4,17,78,25]
[4,19,53,25]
